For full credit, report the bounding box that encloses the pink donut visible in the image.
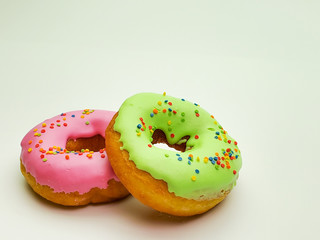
[20,109,129,206]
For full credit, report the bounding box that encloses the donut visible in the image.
[105,93,242,216]
[20,109,129,206]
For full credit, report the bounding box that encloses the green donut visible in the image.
[113,92,242,200]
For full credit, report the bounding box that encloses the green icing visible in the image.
[114,93,242,200]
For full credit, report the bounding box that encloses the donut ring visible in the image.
[20,109,129,206]
[105,93,242,216]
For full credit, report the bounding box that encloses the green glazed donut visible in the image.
[113,92,242,200]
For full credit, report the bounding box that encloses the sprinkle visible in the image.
[85,121,90,125]
[195,135,199,139]
[196,157,200,162]
[195,169,200,174]
[148,144,152,148]
[57,124,61,127]
[163,92,166,96]
[226,148,231,152]
[28,140,32,145]
[33,128,37,132]
[167,120,172,126]
[71,115,75,118]
[170,133,175,138]
[178,157,182,161]
[168,108,172,112]
[63,123,68,127]
[43,158,47,162]
[195,113,200,117]
[233,170,237,175]
[137,124,142,129]
[221,163,225,168]
[181,99,185,101]
[164,100,168,103]
[158,101,162,106]
[150,113,154,117]
[42,123,46,127]
[28,148,32,153]
[87,154,92,158]
[35,144,39,148]
[188,160,191,165]
[41,129,46,133]
[153,109,158,114]
[191,176,196,181]
[81,115,85,119]
[63,117,66,121]
[204,157,209,163]
[101,154,105,158]
[234,141,238,145]
[65,155,69,160]
[211,115,214,118]
[56,120,60,122]
[137,132,141,136]
[162,109,167,113]
[165,154,169,157]
[40,154,44,159]
[173,110,177,114]
[168,102,172,106]
[228,140,231,144]
[176,153,180,156]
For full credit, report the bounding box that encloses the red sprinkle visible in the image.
[173,110,177,114]
[41,129,46,133]
[99,149,104,153]
[139,117,143,121]
[65,155,69,160]
[234,141,238,145]
[228,140,231,144]
[196,113,200,117]
[168,102,172,106]
[40,154,44,159]
[195,135,199,139]
[170,133,175,138]
[63,123,67,127]
[56,120,60,122]
[221,163,225,168]
[101,154,105,158]
[50,126,54,129]
[162,109,167,113]
[35,144,39,148]
[226,148,231,152]
[233,170,237,175]
[148,125,152,130]
[217,160,221,165]
[148,144,152,148]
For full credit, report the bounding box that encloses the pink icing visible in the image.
[20,110,118,194]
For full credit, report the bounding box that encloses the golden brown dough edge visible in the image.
[105,112,228,216]
[20,160,129,206]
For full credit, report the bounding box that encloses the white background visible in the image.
[1,1,319,239]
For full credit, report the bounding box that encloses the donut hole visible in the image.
[151,129,190,152]
[66,134,105,152]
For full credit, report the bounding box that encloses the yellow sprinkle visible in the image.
[167,120,172,126]
[196,157,200,162]
[215,152,219,156]
[87,154,92,158]
[34,133,38,136]
[191,176,196,181]
[27,148,32,153]
[86,112,90,115]
[158,101,162,106]
[33,128,37,132]
[81,115,85,119]
[137,132,141,136]
[90,151,94,154]
[235,149,238,152]
[214,121,217,125]
[163,92,166,96]
[42,123,46,127]
[150,130,154,133]
[204,157,208,163]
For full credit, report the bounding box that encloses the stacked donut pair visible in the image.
[20,92,242,216]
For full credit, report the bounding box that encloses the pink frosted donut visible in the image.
[20,109,129,206]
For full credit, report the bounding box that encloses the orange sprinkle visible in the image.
[65,155,69,160]
[39,140,43,143]
[211,115,214,118]
[215,152,219,156]
[87,154,92,158]
[204,157,209,163]
[80,115,85,119]
[28,140,32,145]
[153,109,158,114]
[162,109,167,113]
[33,128,37,132]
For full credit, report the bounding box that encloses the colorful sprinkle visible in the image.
[27,148,32,153]
[150,113,154,117]
[65,155,70,160]
[195,135,199,139]
[195,169,200,174]
[153,109,159,114]
[191,175,196,181]
[170,133,175,138]
[148,144,152,148]
[85,121,90,125]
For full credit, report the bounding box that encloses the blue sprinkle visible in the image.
[176,153,180,156]
[74,152,78,155]
[214,136,218,139]
[164,100,168,103]
[236,155,239,159]
[209,157,213,161]
[211,160,216,165]
[150,113,154,117]
[229,153,232,157]
[194,103,198,106]
[60,113,64,116]
[215,132,220,135]
[178,157,182,161]
[188,160,191,165]
[56,151,60,153]
[195,169,200,174]
[168,108,172,112]
[181,99,185,101]
[214,157,218,161]
[137,124,142,129]
[188,156,192,160]
[71,115,75,118]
